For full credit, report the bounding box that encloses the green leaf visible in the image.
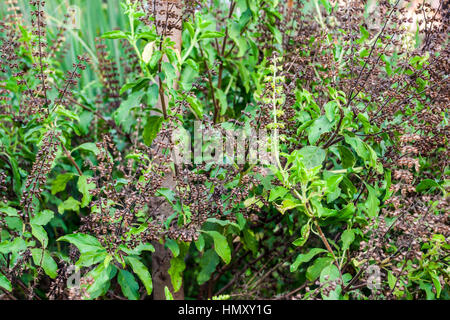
[292,222,311,247]
[297,146,326,169]
[85,263,116,299]
[326,174,343,191]
[147,83,159,107]
[137,31,157,41]
[206,218,240,230]
[267,24,282,44]
[184,21,195,38]
[388,271,396,290]
[341,229,355,251]
[216,88,228,115]
[419,281,435,300]
[0,272,12,292]
[381,54,392,76]
[416,179,440,192]
[76,250,108,267]
[358,25,369,43]
[143,116,163,146]
[203,231,231,264]
[359,47,369,58]
[345,135,381,173]
[104,254,113,268]
[126,256,153,295]
[149,51,162,69]
[31,210,54,226]
[0,237,27,254]
[72,142,100,155]
[134,243,155,254]
[195,234,205,252]
[118,269,140,300]
[2,153,22,196]
[336,203,355,221]
[320,264,340,284]
[120,77,150,95]
[357,113,370,130]
[291,248,328,272]
[57,197,81,214]
[114,91,145,132]
[324,101,338,122]
[345,135,368,160]
[243,196,258,208]
[180,63,199,91]
[165,239,180,257]
[0,207,18,217]
[197,249,220,285]
[101,30,128,39]
[166,48,180,66]
[185,95,204,119]
[55,105,80,122]
[313,199,338,219]
[242,229,258,254]
[337,146,355,169]
[168,255,185,293]
[307,116,334,145]
[4,217,22,231]
[31,224,48,248]
[200,31,225,39]
[236,213,246,230]
[164,286,174,300]
[229,22,248,57]
[161,62,176,82]
[275,199,301,215]
[341,176,357,197]
[51,173,76,194]
[306,257,334,281]
[199,20,213,29]
[235,60,250,93]
[77,175,96,208]
[156,188,176,203]
[364,183,380,218]
[320,265,342,299]
[31,248,58,279]
[58,233,105,253]
[430,271,442,298]
[269,186,289,202]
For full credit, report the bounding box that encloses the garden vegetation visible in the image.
[0,0,448,300]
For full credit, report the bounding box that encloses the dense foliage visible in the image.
[0,0,448,300]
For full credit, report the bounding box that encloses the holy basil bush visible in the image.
[0,0,448,300]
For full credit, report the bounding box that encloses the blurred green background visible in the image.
[0,0,128,100]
